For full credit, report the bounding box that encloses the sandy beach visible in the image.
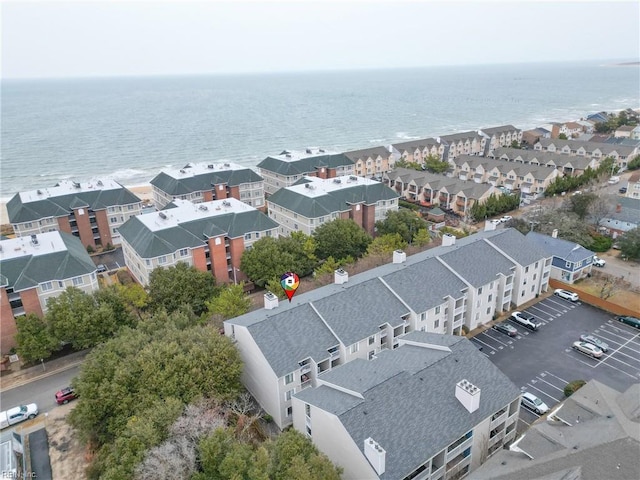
[0,184,154,227]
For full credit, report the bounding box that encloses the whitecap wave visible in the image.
[395,132,421,140]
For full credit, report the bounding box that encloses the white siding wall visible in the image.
[37,272,99,312]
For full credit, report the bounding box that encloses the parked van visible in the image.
[0,404,38,429]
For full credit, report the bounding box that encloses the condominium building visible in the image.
[390,138,446,163]
[344,146,394,178]
[488,148,599,176]
[479,125,523,151]
[257,149,355,195]
[533,139,639,169]
[224,228,551,430]
[441,132,487,160]
[266,175,399,237]
[150,162,265,210]
[0,231,99,353]
[118,198,278,286]
[7,179,143,248]
[294,332,522,480]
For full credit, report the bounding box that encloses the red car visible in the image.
[55,387,78,405]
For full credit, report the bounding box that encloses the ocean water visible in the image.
[1,61,639,199]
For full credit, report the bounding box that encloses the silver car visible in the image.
[579,334,608,352]
[572,341,604,359]
[521,392,549,415]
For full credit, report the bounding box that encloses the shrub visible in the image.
[86,244,95,254]
[399,200,420,211]
[564,379,586,397]
[461,325,469,335]
[588,234,613,252]
[105,242,115,251]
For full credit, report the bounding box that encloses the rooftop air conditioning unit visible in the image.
[37,190,43,195]
[224,163,230,167]
[305,184,311,189]
[31,234,39,245]
[199,205,209,211]
[97,180,103,186]
[349,176,358,181]
[158,212,167,220]
[73,182,81,188]
[208,164,215,169]
[286,154,292,158]
[180,169,186,173]
[222,201,231,207]
[306,149,312,154]
[319,149,325,153]
[333,179,342,184]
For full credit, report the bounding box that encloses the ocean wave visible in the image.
[395,132,421,140]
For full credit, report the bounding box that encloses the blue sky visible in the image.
[2,0,639,79]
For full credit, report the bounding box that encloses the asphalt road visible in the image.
[0,365,80,415]
[470,296,640,432]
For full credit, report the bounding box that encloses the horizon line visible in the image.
[3,58,638,82]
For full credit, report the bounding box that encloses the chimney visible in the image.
[264,292,279,310]
[364,438,386,475]
[616,203,622,213]
[334,268,348,285]
[551,229,558,239]
[392,250,406,264]
[484,221,496,232]
[442,233,456,246]
[455,379,481,413]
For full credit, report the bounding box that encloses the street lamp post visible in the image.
[232,267,238,285]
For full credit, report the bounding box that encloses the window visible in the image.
[58,281,64,288]
[435,306,441,314]
[72,277,84,286]
[305,403,311,417]
[488,294,492,302]
[285,373,294,385]
[306,425,312,437]
[286,406,293,417]
[158,256,167,264]
[285,389,295,401]
[179,248,188,257]
[478,287,483,294]
[110,217,118,223]
[350,343,359,354]
[255,232,260,238]
[41,281,53,292]
[244,233,251,240]
[146,259,151,266]
[420,312,426,321]
[128,204,134,210]
[368,350,375,360]
[368,336,375,345]
[486,307,491,314]
[434,319,440,328]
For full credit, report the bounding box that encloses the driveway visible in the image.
[91,247,125,272]
[470,296,640,432]
[593,250,639,288]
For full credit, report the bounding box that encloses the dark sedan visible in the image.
[617,316,640,329]
[493,322,518,337]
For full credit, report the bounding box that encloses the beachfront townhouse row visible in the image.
[382,168,502,216]
[449,155,563,196]
[391,137,446,163]
[224,227,552,431]
[488,147,600,176]
[118,198,278,286]
[150,162,265,210]
[7,179,143,249]
[343,146,395,179]
[294,332,522,480]
[266,175,399,237]
[480,125,523,151]
[0,231,99,353]
[257,148,355,195]
[533,139,639,169]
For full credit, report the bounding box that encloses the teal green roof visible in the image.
[267,183,399,218]
[0,233,96,292]
[150,168,262,196]
[118,210,278,259]
[7,186,141,224]
[257,153,354,176]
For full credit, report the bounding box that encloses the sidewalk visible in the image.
[0,349,90,392]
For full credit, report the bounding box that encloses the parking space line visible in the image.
[472,337,497,352]
[481,331,510,347]
[605,323,640,341]
[528,305,556,320]
[599,353,640,371]
[594,358,639,379]
[530,303,564,316]
[598,331,640,361]
[564,350,598,369]
[527,383,561,403]
[535,376,565,393]
[545,298,574,310]
[519,418,531,427]
[611,349,640,365]
[544,371,569,384]
[598,326,639,343]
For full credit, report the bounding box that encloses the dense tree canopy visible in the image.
[148,262,218,316]
[375,209,429,244]
[366,233,407,257]
[469,193,520,222]
[206,283,252,321]
[618,227,640,260]
[14,314,59,363]
[313,218,372,261]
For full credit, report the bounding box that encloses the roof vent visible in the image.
[319,149,325,153]
[392,250,406,264]
[198,205,209,211]
[37,190,43,195]
[349,176,358,181]
[333,179,342,184]
[334,268,348,285]
[30,234,39,246]
[208,164,215,169]
[158,212,168,220]
[455,379,481,413]
[304,183,315,190]
[222,200,231,207]
[183,164,191,169]
[306,149,313,154]
[286,154,292,158]
[180,169,186,173]
[97,180,103,186]
[551,229,558,238]
[224,163,231,167]
[73,182,81,188]
[364,438,385,475]
[264,292,279,310]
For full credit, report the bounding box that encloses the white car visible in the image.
[554,289,579,302]
[572,341,604,359]
[510,311,540,331]
[521,392,549,415]
[592,256,605,267]
[490,219,501,226]
[500,215,513,223]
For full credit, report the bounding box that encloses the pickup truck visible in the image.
[0,403,38,429]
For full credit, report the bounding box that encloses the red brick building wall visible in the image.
[208,236,230,283]
[349,203,364,228]
[21,288,44,317]
[74,208,95,248]
[317,167,328,179]
[229,237,247,283]
[202,191,214,202]
[95,209,113,246]
[57,216,72,234]
[228,186,240,201]
[362,204,376,236]
[191,246,208,272]
[0,288,17,354]
[213,184,228,200]
[327,168,337,179]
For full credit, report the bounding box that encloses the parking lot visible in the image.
[471,295,640,431]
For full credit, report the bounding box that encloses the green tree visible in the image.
[567,192,596,220]
[366,233,407,257]
[558,133,568,140]
[510,140,521,149]
[313,256,342,279]
[265,277,287,299]
[412,228,432,247]
[394,159,423,171]
[618,227,640,260]
[627,155,640,170]
[46,287,114,350]
[14,314,59,363]
[424,154,449,173]
[206,283,252,320]
[313,218,372,261]
[148,262,217,316]
[116,283,149,319]
[93,285,137,329]
[375,209,429,244]
[504,217,531,235]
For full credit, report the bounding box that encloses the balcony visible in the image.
[490,409,508,429]
[7,291,20,302]
[430,464,445,480]
[300,364,311,375]
[300,375,312,390]
[11,306,26,317]
[446,436,472,461]
[446,448,471,471]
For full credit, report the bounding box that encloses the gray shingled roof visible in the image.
[118,210,278,259]
[481,125,520,136]
[391,137,441,152]
[311,278,409,346]
[481,228,552,267]
[0,233,96,291]
[526,232,594,263]
[257,153,354,176]
[7,186,141,224]
[267,182,399,218]
[438,241,516,287]
[536,138,638,156]
[382,257,467,312]
[296,332,521,480]
[601,196,640,227]
[150,168,262,196]
[343,146,391,161]
[440,131,483,143]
